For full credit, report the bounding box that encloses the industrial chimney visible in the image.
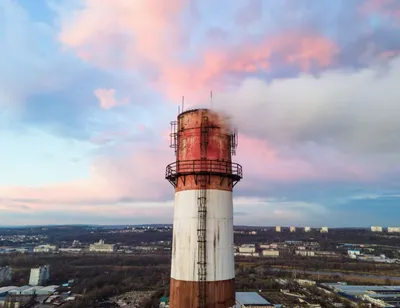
[166,108,243,307]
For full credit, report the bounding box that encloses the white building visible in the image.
[89,239,116,252]
[235,252,260,257]
[320,227,329,233]
[29,265,50,286]
[33,244,58,253]
[387,227,400,233]
[262,250,279,257]
[275,226,281,232]
[348,250,361,256]
[371,226,383,232]
[296,250,315,257]
[0,266,12,283]
[59,248,83,253]
[304,226,311,232]
[238,244,256,254]
[290,226,296,232]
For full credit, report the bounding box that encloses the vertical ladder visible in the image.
[197,115,209,308]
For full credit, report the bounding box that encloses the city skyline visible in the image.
[1,0,400,226]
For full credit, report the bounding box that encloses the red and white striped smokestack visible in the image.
[166,108,243,307]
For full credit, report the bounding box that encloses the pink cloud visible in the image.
[0,199,173,223]
[58,1,338,101]
[155,33,338,100]
[236,134,373,189]
[94,88,128,110]
[59,0,188,70]
[379,50,400,59]
[0,131,376,217]
[0,145,173,209]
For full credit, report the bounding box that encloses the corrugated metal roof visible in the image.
[235,292,270,304]
[21,286,44,294]
[0,286,18,294]
[323,283,400,296]
[39,285,58,291]
[8,285,31,293]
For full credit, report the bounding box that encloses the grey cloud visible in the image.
[215,56,400,157]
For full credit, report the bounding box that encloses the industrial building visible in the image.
[371,226,383,232]
[165,108,243,307]
[0,266,12,283]
[22,285,58,295]
[388,227,400,233]
[59,247,83,253]
[235,292,274,307]
[158,292,275,308]
[238,244,256,253]
[296,250,315,257]
[0,286,18,297]
[8,286,32,295]
[262,250,280,257]
[0,285,60,307]
[320,227,329,233]
[29,265,50,286]
[347,249,361,256]
[322,283,400,307]
[33,244,58,253]
[89,239,116,252]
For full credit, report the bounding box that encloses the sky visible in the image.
[1,0,400,227]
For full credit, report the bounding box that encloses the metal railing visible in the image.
[165,160,243,181]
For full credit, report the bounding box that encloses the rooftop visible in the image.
[0,286,18,294]
[322,283,400,299]
[235,292,271,305]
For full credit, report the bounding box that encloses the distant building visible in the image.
[235,292,274,307]
[296,250,315,257]
[59,248,83,253]
[290,226,296,232]
[275,226,281,232]
[29,265,50,286]
[0,286,18,297]
[320,227,329,233]
[371,226,383,232]
[323,283,400,308]
[238,244,256,254]
[33,244,58,253]
[235,252,260,257]
[159,292,276,308]
[0,266,12,283]
[262,250,279,257]
[388,227,400,233]
[8,286,31,295]
[89,239,116,252]
[304,226,311,232]
[295,279,316,286]
[348,250,361,255]
[314,251,340,258]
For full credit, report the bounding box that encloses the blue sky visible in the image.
[0,0,400,227]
